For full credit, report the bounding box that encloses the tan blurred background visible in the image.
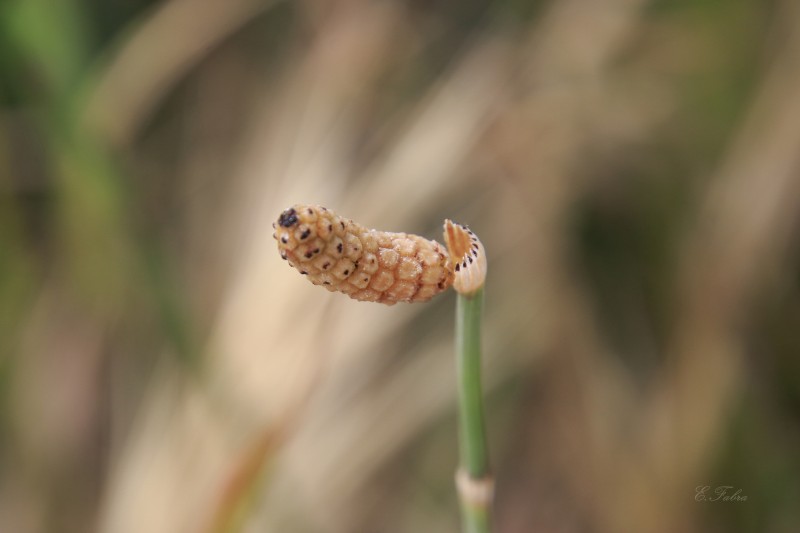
[1,0,799,532]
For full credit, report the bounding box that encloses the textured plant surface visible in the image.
[273,204,486,305]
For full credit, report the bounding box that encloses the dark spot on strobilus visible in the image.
[278,208,299,227]
[337,243,343,253]
[300,271,308,275]
[300,229,311,240]
[455,263,461,272]
[305,251,313,259]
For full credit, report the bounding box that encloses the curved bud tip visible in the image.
[443,220,487,295]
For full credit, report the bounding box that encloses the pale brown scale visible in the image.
[370,271,395,292]
[274,204,486,304]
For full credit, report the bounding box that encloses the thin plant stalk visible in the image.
[455,286,492,533]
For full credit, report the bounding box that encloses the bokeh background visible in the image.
[2,0,799,532]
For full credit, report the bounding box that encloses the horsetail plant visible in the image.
[274,204,492,532]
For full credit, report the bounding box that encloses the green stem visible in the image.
[456,286,491,533]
